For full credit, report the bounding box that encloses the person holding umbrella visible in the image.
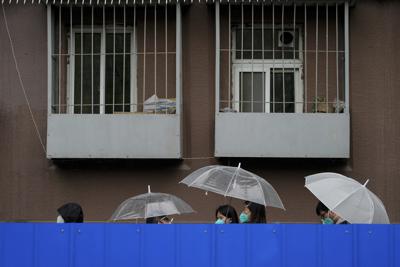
[110,186,194,222]
[180,163,285,223]
[315,201,348,224]
[215,205,239,224]
[306,173,389,224]
[239,201,266,224]
[146,216,173,224]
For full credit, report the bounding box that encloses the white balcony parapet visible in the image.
[215,113,350,158]
[47,114,181,158]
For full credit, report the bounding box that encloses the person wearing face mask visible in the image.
[146,216,173,224]
[158,216,173,224]
[315,201,349,224]
[239,201,266,224]
[215,205,239,224]
[57,202,84,223]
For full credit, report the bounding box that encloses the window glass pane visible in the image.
[52,56,59,113]
[270,69,295,113]
[105,33,131,114]
[74,33,101,114]
[235,27,299,60]
[239,72,264,112]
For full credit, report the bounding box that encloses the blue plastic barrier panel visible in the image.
[178,224,213,267]
[357,224,392,267]
[35,223,70,267]
[104,223,141,267]
[320,224,353,267]
[247,224,282,266]
[0,223,399,267]
[141,224,176,267]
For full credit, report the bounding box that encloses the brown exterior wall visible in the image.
[0,0,399,223]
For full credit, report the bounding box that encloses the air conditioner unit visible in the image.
[278,31,295,48]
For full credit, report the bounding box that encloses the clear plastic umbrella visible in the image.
[305,172,390,224]
[110,186,195,221]
[180,164,285,209]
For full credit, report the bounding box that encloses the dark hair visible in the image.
[57,202,84,223]
[145,217,159,224]
[215,205,239,223]
[245,201,266,223]
[315,201,329,216]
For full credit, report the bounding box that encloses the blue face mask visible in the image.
[215,219,225,224]
[322,217,334,224]
[239,213,249,223]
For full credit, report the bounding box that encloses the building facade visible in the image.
[0,0,399,223]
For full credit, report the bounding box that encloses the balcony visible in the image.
[46,4,182,158]
[214,2,350,158]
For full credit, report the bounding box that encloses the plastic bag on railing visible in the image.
[143,94,176,114]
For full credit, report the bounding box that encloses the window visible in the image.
[232,26,303,113]
[233,67,302,113]
[51,5,178,115]
[69,29,134,114]
[217,4,347,115]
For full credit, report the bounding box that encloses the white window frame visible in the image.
[67,27,137,114]
[231,25,304,114]
[232,65,303,113]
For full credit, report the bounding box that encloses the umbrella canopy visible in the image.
[305,172,390,224]
[110,186,195,221]
[180,164,285,209]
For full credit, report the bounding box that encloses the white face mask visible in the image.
[57,215,65,223]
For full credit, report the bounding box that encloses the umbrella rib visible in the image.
[366,191,374,224]
[223,167,240,197]
[330,186,365,212]
[255,178,267,206]
[144,194,149,219]
[187,167,218,187]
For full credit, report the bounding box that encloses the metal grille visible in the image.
[217,3,348,114]
[50,4,177,115]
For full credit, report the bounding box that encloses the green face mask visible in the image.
[322,217,334,224]
[239,212,249,223]
[215,219,225,224]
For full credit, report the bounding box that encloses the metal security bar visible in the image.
[49,4,178,115]
[217,2,348,114]
[3,0,355,5]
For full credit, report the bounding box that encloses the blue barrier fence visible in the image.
[0,223,399,267]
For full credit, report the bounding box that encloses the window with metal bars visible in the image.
[51,5,176,115]
[218,3,346,114]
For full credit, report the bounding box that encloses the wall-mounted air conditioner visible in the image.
[278,31,295,48]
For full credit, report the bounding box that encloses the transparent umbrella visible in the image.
[110,186,195,221]
[180,164,285,209]
[305,172,390,224]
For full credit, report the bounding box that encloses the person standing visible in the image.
[57,203,84,223]
[239,201,266,223]
[315,201,349,224]
[215,205,239,224]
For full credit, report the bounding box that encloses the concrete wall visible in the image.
[0,0,399,223]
